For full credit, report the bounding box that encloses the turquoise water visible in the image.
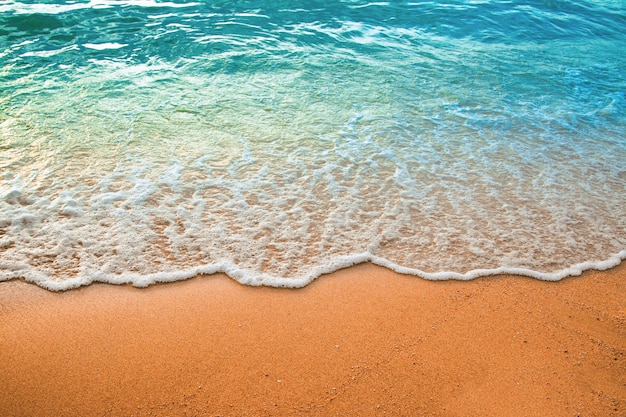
[1,0,625,290]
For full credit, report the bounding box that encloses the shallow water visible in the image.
[1,0,625,290]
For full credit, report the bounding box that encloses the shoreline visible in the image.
[1,262,624,416]
[4,249,626,291]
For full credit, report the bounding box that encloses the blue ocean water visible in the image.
[0,0,625,290]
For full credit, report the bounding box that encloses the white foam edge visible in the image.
[1,250,625,292]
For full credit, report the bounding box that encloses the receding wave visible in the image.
[1,0,625,290]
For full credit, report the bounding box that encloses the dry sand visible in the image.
[1,262,624,417]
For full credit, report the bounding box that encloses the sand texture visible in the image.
[1,263,625,417]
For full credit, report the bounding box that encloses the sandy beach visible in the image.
[1,262,624,417]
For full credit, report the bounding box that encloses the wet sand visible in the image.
[1,262,624,417]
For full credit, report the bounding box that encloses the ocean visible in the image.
[1,0,625,290]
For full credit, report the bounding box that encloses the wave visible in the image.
[3,251,625,292]
[1,0,625,292]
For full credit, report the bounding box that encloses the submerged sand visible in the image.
[1,263,624,416]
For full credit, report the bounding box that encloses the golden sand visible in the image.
[1,263,624,416]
